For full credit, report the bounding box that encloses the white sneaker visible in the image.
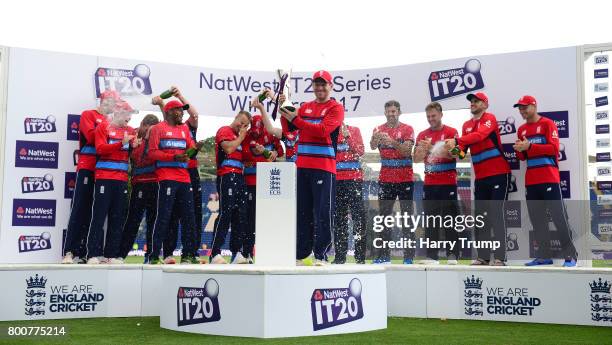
[61,252,74,264]
[231,252,248,264]
[416,259,440,265]
[447,259,459,265]
[246,256,254,264]
[296,259,306,266]
[314,259,329,266]
[163,256,176,264]
[107,258,124,264]
[87,257,101,264]
[210,254,227,264]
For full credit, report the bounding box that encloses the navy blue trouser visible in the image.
[119,182,158,259]
[149,180,196,260]
[244,185,257,257]
[86,179,128,259]
[63,169,95,257]
[474,173,510,261]
[377,182,415,260]
[296,168,336,261]
[334,180,366,263]
[210,173,247,257]
[165,168,203,257]
[526,183,577,259]
[423,184,460,260]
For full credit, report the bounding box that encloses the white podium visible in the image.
[255,162,296,266]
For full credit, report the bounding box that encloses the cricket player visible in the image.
[147,99,202,264]
[62,90,120,264]
[279,70,344,266]
[334,123,366,264]
[152,87,202,264]
[119,114,160,262]
[512,95,577,267]
[444,92,510,266]
[414,102,460,265]
[85,101,136,264]
[371,100,415,264]
[210,111,251,264]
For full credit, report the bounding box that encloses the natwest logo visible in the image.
[15,141,59,169]
[66,114,80,141]
[540,111,569,138]
[12,199,56,227]
[502,144,519,170]
[311,278,364,331]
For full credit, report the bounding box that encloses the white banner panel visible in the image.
[0,265,142,321]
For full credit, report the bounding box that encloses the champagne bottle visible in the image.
[258,90,269,102]
[160,89,174,99]
[185,146,200,158]
[262,149,272,159]
[450,146,466,159]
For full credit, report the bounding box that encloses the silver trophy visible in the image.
[277,69,296,112]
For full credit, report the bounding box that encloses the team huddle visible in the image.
[61,70,578,267]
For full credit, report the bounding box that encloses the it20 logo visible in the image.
[311,278,364,331]
[176,279,221,326]
[428,59,484,101]
[95,64,152,99]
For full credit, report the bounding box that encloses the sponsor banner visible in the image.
[176,279,221,326]
[596,152,611,162]
[596,124,610,135]
[595,96,609,107]
[18,232,52,253]
[595,55,609,65]
[14,140,59,169]
[64,172,76,199]
[502,144,519,170]
[504,200,521,228]
[428,59,485,101]
[456,272,612,326]
[598,224,612,235]
[559,171,571,199]
[540,111,569,138]
[24,116,56,135]
[12,199,56,227]
[594,82,609,93]
[21,174,54,194]
[597,166,612,177]
[596,110,609,121]
[94,64,153,98]
[597,138,610,149]
[594,69,609,79]
[597,181,612,191]
[598,194,612,206]
[66,114,80,141]
[498,117,517,136]
[311,279,364,331]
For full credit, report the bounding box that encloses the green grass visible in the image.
[0,316,610,345]
[125,255,612,267]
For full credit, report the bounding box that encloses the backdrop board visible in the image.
[0,46,590,264]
